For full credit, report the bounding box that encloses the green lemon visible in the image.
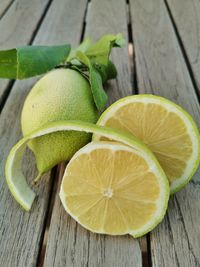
[21,69,98,175]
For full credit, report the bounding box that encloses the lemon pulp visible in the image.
[60,141,169,237]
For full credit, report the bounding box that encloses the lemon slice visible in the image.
[5,120,168,211]
[60,141,169,237]
[94,95,200,193]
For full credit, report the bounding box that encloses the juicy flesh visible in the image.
[101,103,192,183]
[62,145,160,234]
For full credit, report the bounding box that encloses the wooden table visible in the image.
[0,0,199,266]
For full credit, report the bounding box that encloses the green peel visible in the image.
[6,120,168,213]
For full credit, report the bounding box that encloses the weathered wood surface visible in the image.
[0,0,50,106]
[1,0,200,266]
[129,0,200,266]
[167,0,200,95]
[0,0,13,18]
[0,77,53,267]
[86,0,133,105]
[0,0,87,266]
[43,1,143,267]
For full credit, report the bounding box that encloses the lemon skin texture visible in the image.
[21,68,98,174]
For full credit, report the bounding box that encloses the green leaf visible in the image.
[0,49,17,79]
[90,65,108,110]
[68,37,93,61]
[0,45,71,79]
[94,60,117,83]
[70,34,123,84]
[106,60,118,80]
[76,51,108,110]
[85,33,125,65]
[76,51,89,66]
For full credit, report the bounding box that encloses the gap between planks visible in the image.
[126,0,138,93]
[0,80,15,114]
[37,165,64,267]
[127,1,150,266]
[0,0,15,20]
[164,0,200,104]
[79,0,90,43]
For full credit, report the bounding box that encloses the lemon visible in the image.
[21,69,98,175]
[6,120,169,218]
[94,94,200,193]
[60,141,169,237]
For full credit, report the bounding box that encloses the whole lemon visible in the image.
[21,68,98,175]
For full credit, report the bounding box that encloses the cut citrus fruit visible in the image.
[5,120,168,211]
[94,94,200,193]
[60,141,169,237]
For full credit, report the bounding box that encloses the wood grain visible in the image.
[166,0,200,95]
[0,0,50,107]
[44,1,143,267]
[129,0,200,266]
[0,0,87,266]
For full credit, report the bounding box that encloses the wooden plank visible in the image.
[166,0,200,94]
[129,0,200,266]
[0,0,50,107]
[0,0,87,266]
[85,0,133,105]
[44,1,143,266]
[0,0,13,18]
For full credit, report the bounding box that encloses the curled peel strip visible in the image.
[5,120,165,211]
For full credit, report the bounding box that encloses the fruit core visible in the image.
[103,188,113,198]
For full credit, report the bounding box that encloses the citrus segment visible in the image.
[94,95,200,193]
[60,142,169,237]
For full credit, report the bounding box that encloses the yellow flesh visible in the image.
[100,103,193,183]
[61,143,160,235]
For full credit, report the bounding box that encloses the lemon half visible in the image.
[94,95,200,193]
[60,141,169,237]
